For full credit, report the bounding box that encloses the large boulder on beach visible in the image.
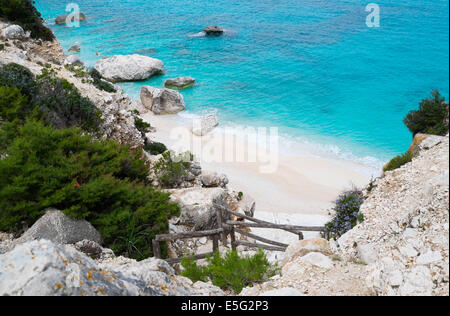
[203,26,224,36]
[1,25,26,40]
[169,187,231,231]
[15,209,102,245]
[140,86,185,115]
[93,55,164,82]
[55,13,87,25]
[164,77,195,90]
[0,239,224,296]
[192,113,219,136]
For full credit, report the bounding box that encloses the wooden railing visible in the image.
[152,204,328,263]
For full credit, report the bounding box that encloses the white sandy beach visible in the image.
[143,112,372,220]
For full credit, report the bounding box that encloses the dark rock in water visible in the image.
[203,26,224,36]
[68,43,81,53]
[164,76,195,90]
[55,13,87,25]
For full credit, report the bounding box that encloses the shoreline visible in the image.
[142,111,372,216]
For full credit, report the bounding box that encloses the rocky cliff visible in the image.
[241,134,449,296]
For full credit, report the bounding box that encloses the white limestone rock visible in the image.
[192,114,219,136]
[94,54,164,82]
[140,86,185,115]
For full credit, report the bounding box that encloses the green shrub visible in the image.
[0,0,54,41]
[404,90,449,136]
[0,44,4,51]
[153,151,193,188]
[0,86,29,122]
[34,69,102,132]
[134,116,151,135]
[0,63,37,98]
[181,249,279,294]
[324,190,364,240]
[90,68,116,93]
[0,120,179,260]
[144,142,167,155]
[383,150,414,172]
[0,64,102,132]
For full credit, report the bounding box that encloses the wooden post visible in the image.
[230,227,237,251]
[216,207,227,246]
[212,234,219,254]
[298,232,304,240]
[152,239,161,259]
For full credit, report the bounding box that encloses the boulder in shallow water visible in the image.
[164,76,195,90]
[94,54,164,82]
[55,13,87,25]
[192,113,219,136]
[140,85,185,114]
[203,26,224,36]
[68,43,81,53]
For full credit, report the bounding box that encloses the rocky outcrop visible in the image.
[94,54,164,82]
[200,171,229,188]
[0,240,224,296]
[140,86,186,115]
[169,187,231,231]
[14,209,103,246]
[203,26,224,36]
[1,25,27,40]
[55,13,87,25]
[0,35,144,148]
[64,54,83,66]
[337,135,449,296]
[192,113,219,136]
[240,238,372,296]
[164,76,195,90]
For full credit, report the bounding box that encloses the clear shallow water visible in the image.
[35,0,449,169]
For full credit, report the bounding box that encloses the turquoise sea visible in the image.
[35,0,449,169]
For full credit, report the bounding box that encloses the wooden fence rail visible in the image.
[152,205,328,263]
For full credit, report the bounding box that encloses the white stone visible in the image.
[298,252,334,270]
[192,114,219,136]
[94,54,164,82]
[140,86,185,115]
[399,266,433,296]
[357,244,378,264]
[398,245,418,258]
[1,25,25,40]
[416,251,442,265]
[169,187,230,231]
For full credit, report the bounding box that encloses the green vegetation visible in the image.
[144,141,167,155]
[0,63,102,132]
[324,189,364,240]
[383,150,414,172]
[134,116,151,135]
[404,90,449,136]
[181,249,279,294]
[153,151,194,188]
[89,68,116,93]
[0,120,180,260]
[0,0,54,41]
[0,63,181,260]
